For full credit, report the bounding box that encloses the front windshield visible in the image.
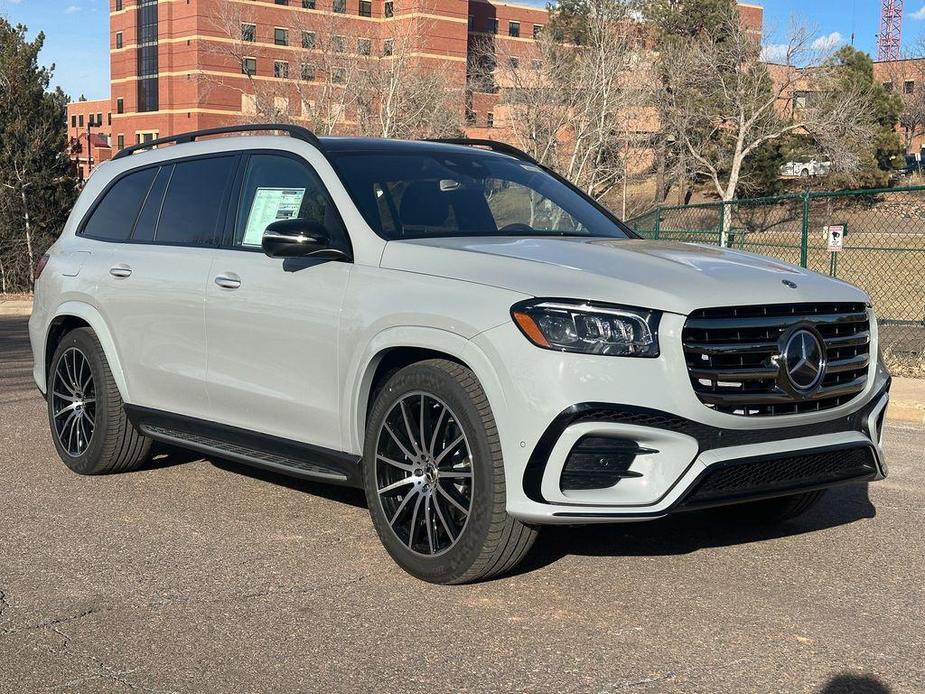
[329,150,631,241]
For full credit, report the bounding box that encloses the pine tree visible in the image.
[0,19,78,293]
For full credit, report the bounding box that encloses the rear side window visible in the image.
[156,156,236,245]
[131,165,172,242]
[81,167,158,241]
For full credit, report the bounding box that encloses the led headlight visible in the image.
[511,299,660,357]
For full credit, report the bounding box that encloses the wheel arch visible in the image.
[346,327,509,456]
[44,302,129,401]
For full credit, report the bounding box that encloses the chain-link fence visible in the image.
[626,187,925,375]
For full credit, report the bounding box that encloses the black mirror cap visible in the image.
[261,218,346,259]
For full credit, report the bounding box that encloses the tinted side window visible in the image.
[131,165,172,242]
[156,156,236,245]
[82,167,157,241]
[234,154,346,249]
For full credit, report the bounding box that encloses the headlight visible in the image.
[511,299,660,357]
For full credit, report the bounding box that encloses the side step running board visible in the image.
[126,406,362,488]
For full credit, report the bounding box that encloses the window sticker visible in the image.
[242,187,307,246]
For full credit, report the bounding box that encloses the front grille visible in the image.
[682,302,870,416]
[679,445,878,508]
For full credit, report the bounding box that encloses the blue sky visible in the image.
[2,0,925,101]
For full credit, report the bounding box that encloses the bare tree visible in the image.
[883,50,925,153]
[470,0,654,207]
[659,13,879,242]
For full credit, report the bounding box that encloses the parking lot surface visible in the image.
[1,315,923,694]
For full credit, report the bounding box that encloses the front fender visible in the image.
[344,325,510,459]
[38,300,129,401]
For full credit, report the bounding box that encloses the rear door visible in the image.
[204,151,352,450]
[92,154,238,417]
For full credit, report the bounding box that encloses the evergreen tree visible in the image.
[0,19,77,292]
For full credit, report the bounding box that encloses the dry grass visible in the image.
[0,293,32,302]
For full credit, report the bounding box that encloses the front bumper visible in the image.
[472,314,890,525]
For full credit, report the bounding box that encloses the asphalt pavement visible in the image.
[1,315,923,694]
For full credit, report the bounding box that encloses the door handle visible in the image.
[109,264,132,278]
[214,274,241,290]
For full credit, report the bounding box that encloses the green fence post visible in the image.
[654,207,661,240]
[799,191,810,268]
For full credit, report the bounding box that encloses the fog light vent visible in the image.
[560,436,655,491]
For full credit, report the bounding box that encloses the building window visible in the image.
[136,0,159,113]
[509,57,519,69]
[384,0,394,17]
[274,28,288,46]
[533,24,542,39]
[275,0,288,4]
[108,112,112,125]
[333,0,346,13]
[465,108,476,124]
[359,0,371,16]
[489,18,498,34]
[115,0,122,10]
[383,39,394,56]
[242,57,257,75]
[117,97,124,113]
[509,21,520,38]
[115,31,123,49]
[332,66,346,84]
[302,31,316,49]
[241,24,256,42]
[332,35,346,52]
[905,80,915,94]
[117,134,125,150]
[301,63,315,80]
[302,0,315,7]
[532,59,542,70]
[357,38,371,55]
[96,112,103,126]
[486,112,494,128]
[274,61,289,78]
[79,114,84,127]
[883,81,893,92]
[71,115,77,127]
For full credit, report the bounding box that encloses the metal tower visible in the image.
[878,0,904,61]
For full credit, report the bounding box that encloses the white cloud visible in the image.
[65,4,81,13]
[761,43,789,63]
[812,31,844,52]
[911,5,925,20]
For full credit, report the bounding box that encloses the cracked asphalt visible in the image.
[1,314,924,694]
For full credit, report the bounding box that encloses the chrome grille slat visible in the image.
[682,302,871,417]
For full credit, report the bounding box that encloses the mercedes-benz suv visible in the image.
[29,125,891,584]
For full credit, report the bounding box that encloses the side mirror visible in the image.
[262,219,341,259]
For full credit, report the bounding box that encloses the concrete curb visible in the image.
[0,300,32,316]
[1,301,922,427]
[887,377,925,426]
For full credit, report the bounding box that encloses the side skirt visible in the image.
[125,405,363,488]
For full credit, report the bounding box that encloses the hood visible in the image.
[379,237,869,315]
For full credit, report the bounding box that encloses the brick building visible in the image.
[75,0,763,153]
[65,98,113,179]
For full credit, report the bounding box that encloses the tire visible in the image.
[710,490,826,525]
[362,359,537,584]
[800,168,810,177]
[47,327,152,475]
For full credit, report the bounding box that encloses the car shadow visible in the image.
[818,673,893,693]
[513,483,876,576]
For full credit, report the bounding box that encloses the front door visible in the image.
[204,152,352,451]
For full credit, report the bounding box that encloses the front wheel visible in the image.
[363,359,537,584]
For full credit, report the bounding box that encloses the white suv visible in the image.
[30,125,891,584]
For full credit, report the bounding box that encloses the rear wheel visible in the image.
[710,490,826,524]
[47,328,151,475]
[363,359,537,584]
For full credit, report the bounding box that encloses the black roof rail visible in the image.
[112,123,323,161]
[426,138,544,168]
